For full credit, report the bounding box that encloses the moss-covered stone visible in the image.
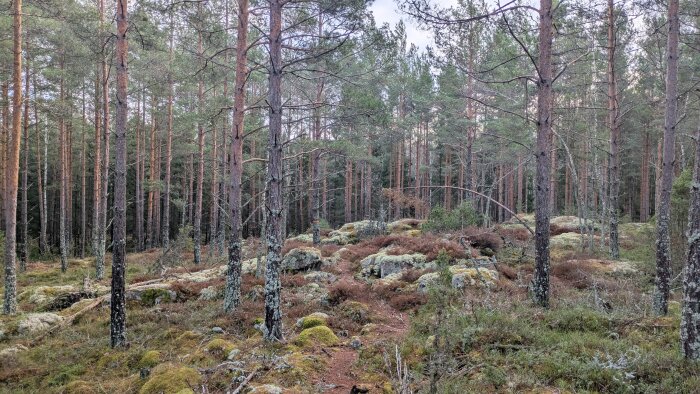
[294,326,339,348]
[138,350,161,368]
[299,315,327,329]
[138,364,201,394]
[339,300,370,324]
[205,338,236,360]
[63,379,97,394]
[140,288,173,306]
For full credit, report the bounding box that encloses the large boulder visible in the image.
[18,312,64,334]
[325,220,387,245]
[387,218,424,236]
[416,266,498,293]
[360,252,428,278]
[26,285,78,305]
[283,247,323,272]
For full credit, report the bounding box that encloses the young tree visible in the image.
[607,0,621,259]
[111,0,129,348]
[654,0,679,316]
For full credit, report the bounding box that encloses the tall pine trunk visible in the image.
[19,36,30,272]
[193,12,205,265]
[3,0,22,315]
[264,0,284,341]
[162,16,174,250]
[531,0,554,308]
[654,0,679,316]
[607,0,621,259]
[225,0,249,313]
[111,0,128,348]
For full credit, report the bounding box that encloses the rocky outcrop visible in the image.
[17,312,65,334]
[415,266,498,293]
[360,252,428,278]
[283,247,323,272]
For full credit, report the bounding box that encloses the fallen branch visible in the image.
[231,368,258,394]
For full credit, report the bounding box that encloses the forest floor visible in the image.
[1,215,699,393]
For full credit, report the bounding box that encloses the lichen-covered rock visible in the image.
[130,287,177,306]
[303,271,337,284]
[138,364,201,394]
[360,252,428,278]
[0,344,28,358]
[250,385,283,394]
[565,259,638,275]
[416,266,498,293]
[288,233,314,243]
[295,282,329,303]
[294,325,339,348]
[339,300,370,324]
[283,247,323,272]
[25,285,77,305]
[18,312,64,334]
[387,218,424,235]
[198,286,219,301]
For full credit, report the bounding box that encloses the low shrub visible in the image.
[389,293,426,311]
[327,280,367,305]
[423,202,483,232]
[460,227,503,252]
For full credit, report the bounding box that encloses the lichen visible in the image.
[140,288,173,306]
[294,325,339,348]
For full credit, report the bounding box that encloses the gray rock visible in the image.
[282,247,322,272]
[303,271,337,284]
[198,286,219,301]
[212,326,225,334]
[227,348,241,360]
[250,384,283,394]
[18,312,64,334]
[0,344,28,358]
[350,336,362,350]
[360,252,427,278]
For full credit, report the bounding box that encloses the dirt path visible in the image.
[313,259,410,392]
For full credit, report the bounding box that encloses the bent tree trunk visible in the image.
[264,0,284,341]
[654,0,679,316]
[531,0,554,308]
[111,0,128,348]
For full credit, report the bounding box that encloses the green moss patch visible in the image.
[294,326,339,348]
[139,364,201,394]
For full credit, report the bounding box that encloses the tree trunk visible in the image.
[264,0,284,341]
[3,0,22,315]
[654,0,679,316]
[531,0,554,308]
[92,62,103,275]
[59,55,68,273]
[225,0,249,313]
[19,36,30,271]
[640,131,650,222]
[80,90,87,259]
[607,0,621,259]
[135,88,143,251]
[209,122,219,255]
[162,16,174,250]
[35,82,46,255]
[681,106,700,359]
[111,0,128,348]
[193,12,205,265]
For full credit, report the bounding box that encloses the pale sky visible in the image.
[369,0,460,51]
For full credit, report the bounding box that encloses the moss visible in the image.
[96,350,138,371]
[63,379,97,394]
[138,350,161,368]
[138,364,201,394]
[205,338,237,360]
[300,315,327,329]
[294,326,339,348]
[140,288,172,306]
[339,300,370,324]
[176,330,202,342]
[48,363,86,386]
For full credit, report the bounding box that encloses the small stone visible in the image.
[227,348,240,360]
[350,336,362,349]
[249,384,283,394]
[211,326,224,334]
[198,286,219,301]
